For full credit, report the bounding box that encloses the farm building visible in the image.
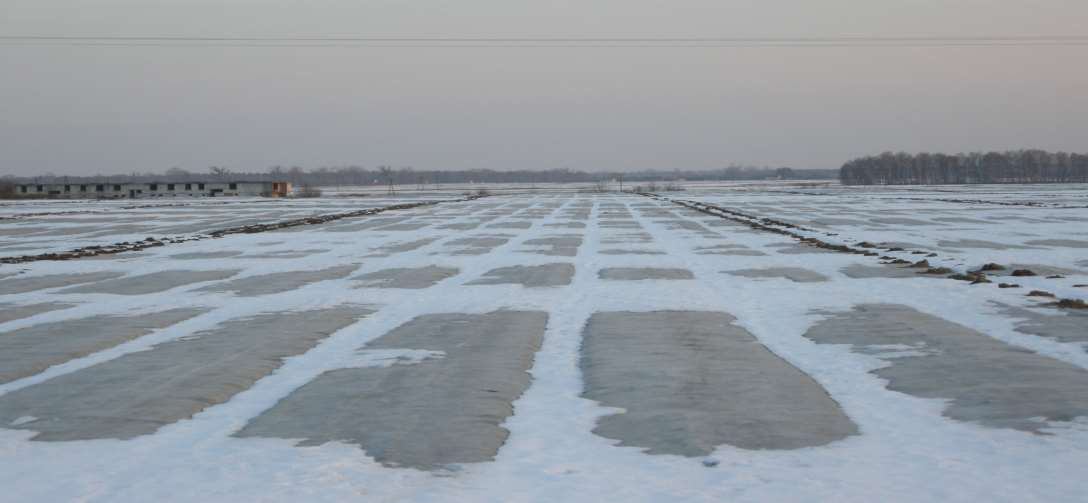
[13,181,292,199]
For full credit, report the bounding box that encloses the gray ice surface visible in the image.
[351,266,458,289]
[468,263,575,287]
[0,272,125,295]
[599,268,694,281]
[237,311,548,470]
[699,249,768,256]
[657,220,715,235]
[694,243,749,252]
[0,305,370,440]
[324,217,407,232]
[520,236,583,256]
[841,264,925,279]
[766,242,835,255]
[168,251,244,260]
[247,249,330,259]
[441,236,511,256]
[0,302,74,324]
[581,311,857,455]
[196,265,358,296]
[996,303,1088,347]
[486,221,533,229]
[436,222,482,230]
[375,222,430,231]
[810,217,872,226]
[598,249,666,255]
[0,308,207,384]
[871,217,937,226]
[702,219,749,228]
[601,232,653,244]
[0,226,46,237]
[598,221,643,229]
[80,252,153,261]
[724,267,828,283]
[1024,239,1088,248]
[545,221,586,229]
[368,238,439,257]
[937,239,1037,250]
[56,270,241,295]
[931,217,991,224]
[804,304,1088,432]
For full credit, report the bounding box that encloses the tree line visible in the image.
[840,150,1088,185]
[7,165,836,186]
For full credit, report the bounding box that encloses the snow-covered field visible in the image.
[0,185,1086,502]
[0,195,454,257]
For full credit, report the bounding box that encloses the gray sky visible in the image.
[1,0,1086,176]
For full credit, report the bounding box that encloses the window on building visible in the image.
[96,185,104,192]
[20,186,27,193]
[64,185,71,192]
[149,184,158,191]
[185,183,192,190]
[79,185,87,192]
[198,183,205,190]
[36,185,43,192]
[113,185,122,191]
[167,184,175,191]
[229,183,238,190]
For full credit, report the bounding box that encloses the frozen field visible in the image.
[0,185,1086,502]
[0,195,452,257]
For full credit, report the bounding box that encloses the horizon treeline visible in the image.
[6,165,837,186]
[840,150,1088,185]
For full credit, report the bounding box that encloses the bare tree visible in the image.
[209,166,231,181]
[841,150,1088,185]
[0,178,14,198]
[379,166,396,195]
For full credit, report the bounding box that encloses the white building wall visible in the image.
[15,182,281,199]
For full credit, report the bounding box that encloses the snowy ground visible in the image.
[0,195,456,257]
[0,186,1086,502]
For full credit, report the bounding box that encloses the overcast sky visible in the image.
[1,0,1086,176]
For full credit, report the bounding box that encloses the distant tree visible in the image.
[209,166,231,180]
[7,166,837,188]
[379,166,396,194]
[0,178,14,198]
[840,150,1088,185]
[286,166,306,185]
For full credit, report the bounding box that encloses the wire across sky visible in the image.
[2,35,1088,48]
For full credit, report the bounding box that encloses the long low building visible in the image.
[14,181,292,199]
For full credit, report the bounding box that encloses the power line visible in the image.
[4,43,1087,48]
[3,35,1088,42]
[1,35,1087,48]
